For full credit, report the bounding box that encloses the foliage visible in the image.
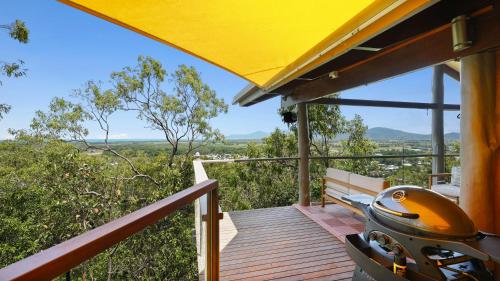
[0,56,228,280]
[339,114,378,174]
[0,136,198,280]
[23,55,228,180]
[387,159,432,187]
[1,60,27,81]
[0,104,11,119]
[2,20,29,43]
[111,57,228,166]
[307,95,346,158]
[446,141,460,171]
[1,19,29,120]
[285,96,346,161]
[261,128,297,157]
[30,97,91,139]
[206,129,298,210]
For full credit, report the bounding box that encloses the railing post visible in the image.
[205,184,220,281]
[432,64,445,182]
[297,102,311,206]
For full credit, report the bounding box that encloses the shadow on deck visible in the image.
[218,205,364,281]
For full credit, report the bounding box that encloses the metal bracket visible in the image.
[281,96,302,108]
[451,15,472,52]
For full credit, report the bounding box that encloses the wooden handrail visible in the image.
[198,153,460,163]
[0,179,219,281]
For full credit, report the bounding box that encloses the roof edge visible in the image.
[233,84,269,106]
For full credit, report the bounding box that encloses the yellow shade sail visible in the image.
[60,0,434,89]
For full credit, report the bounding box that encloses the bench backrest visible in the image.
[324,168,388,196]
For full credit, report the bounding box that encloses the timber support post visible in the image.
[432,65,445,179]
[297,103,311,206]
[205,186,220,281]
[460,51,500,234]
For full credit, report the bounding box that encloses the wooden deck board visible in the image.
[219,206,355,280]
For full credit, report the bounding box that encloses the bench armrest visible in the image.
[428,173,452,189]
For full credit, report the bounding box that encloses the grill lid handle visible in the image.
[373,201,420,219]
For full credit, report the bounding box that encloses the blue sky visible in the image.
[1,1,461,139]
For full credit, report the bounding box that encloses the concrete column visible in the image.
[432,65,445,177]
[297,103,310,206]
[460,51,500,235]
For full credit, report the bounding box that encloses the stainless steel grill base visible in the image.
[344,186,499,281]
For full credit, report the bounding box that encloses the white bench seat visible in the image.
[321,168,389,216]
[431,184,460,198]
[428,167,461,204]
[341,194,375,206]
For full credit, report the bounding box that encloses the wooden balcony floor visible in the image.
[219,206,357,281]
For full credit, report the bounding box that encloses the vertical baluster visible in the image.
[205,184,219,281]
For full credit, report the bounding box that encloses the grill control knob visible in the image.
[377,235,390,246]
[393,244,404,255]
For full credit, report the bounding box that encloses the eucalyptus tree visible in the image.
[282,95,346,175]
[111,56,228,167]
[27,85,160,187]
[3,55,224,279]
[340,114,378,175]
[307,95,347,171]
[285,94,346,159]
[22,56,227,177]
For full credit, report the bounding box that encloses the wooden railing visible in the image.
[200,153,459,162]
[193,160,222,281]
[0,179,220,281]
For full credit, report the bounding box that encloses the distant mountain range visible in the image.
[226,127,460,141]
[226,131,270,140]
[364,127,460,141]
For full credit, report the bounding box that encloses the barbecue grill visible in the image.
[345,186,500,281]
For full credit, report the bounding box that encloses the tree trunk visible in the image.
[169,142,178,167]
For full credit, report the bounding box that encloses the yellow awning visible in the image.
[60,0,434,90]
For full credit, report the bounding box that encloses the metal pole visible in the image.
[402,142,405,184]
[198,154,459,163]
[432,65,445,180]
[205,187,219,281]
[307,97,459,110]
[297,103,310,206]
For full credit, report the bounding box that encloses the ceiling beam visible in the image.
[290,6,499,102]
[306,97,460,110]
[443,64,460,81]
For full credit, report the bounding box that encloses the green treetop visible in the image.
[1,19,30,120]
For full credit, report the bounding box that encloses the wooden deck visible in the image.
[219,206,356,281]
